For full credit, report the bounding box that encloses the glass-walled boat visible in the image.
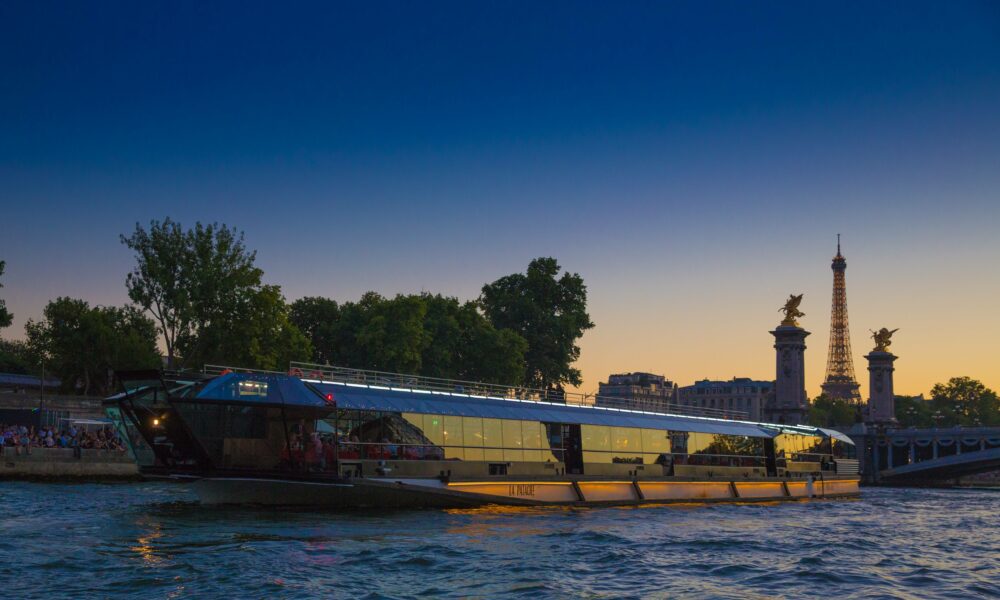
[105,365,860,507]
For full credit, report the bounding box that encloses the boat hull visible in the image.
[189,476,860,508]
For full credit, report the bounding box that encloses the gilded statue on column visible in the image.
[779,294,805,327]
[870,327,899,352]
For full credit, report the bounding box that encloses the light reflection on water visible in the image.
[0,482,997,598]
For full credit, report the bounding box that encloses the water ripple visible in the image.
[1,484,998,598]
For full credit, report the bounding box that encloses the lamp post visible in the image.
[39,360,46,425]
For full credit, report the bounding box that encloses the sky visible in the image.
[2,2,999,398]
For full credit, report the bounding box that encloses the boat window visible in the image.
[286,409,784,469]
[463,418,484,447]
[503,420,523,462]
[641,429,671,454]
[482,418,503,461]
[613,427,641,453]
[442,415,462,446]
[420,415,443,446]
[522,421,543,449]
[831,438,857,459]
[544,423,565,463]
[521,421,543,461]
[582,425,611,451]
[502,420,523,449]
[462,417,485,461]
[774,433,831,462]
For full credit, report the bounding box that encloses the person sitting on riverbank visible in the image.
[0,423,127,455]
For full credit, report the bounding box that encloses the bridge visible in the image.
[854,426,1000,485]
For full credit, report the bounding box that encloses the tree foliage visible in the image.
[121,219,264,368]
[121,219,308,370]
[0,339,39,375]
[928,377,999,427]
[480,257,593,390]
[0,260,12,330]
[24,297,161,396]
[290,293,527,385]
[894,380,1000,428]
[188,285,311,371]
[894,395,934,428]
[807,394,860,428]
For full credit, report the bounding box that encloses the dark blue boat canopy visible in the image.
[194,372,327,407]
[189,372,848,442]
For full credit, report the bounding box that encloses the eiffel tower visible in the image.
[821,235,862,402]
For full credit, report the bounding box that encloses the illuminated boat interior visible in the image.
[106,364,859,491]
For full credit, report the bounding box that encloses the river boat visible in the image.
[104,364,860,507]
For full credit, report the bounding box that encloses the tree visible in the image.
[289,293,527,385]
[357,293,429,373]
[0,260,12,330]
[929,377,1000,427]
[121,219,264,369]
[418,294,526,385]
[289,296,342,365]
[0,339,39,375]
[25,298,161,396]
[894,395,933,428]
[807,394,859,428]
[480,257,594,391]
[189,285,312,371]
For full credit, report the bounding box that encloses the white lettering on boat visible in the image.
[508,484,536,497]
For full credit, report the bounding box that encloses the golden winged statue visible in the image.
[779,294,805,326]
[870,327,899,352]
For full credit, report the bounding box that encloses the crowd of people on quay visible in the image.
[0,422,127,455]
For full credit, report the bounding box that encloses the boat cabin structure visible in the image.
[105,364,860,507]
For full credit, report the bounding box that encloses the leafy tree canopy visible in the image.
[0,260,12,330]
[807,394,860,428]
[290,293,527,385]
[24,297,161,396]
[0,339,40,376]
[928,377,999,427]
[894,395,934,428]
[480,257,593,390]
[188,285,311,371]
[121,218,307,370]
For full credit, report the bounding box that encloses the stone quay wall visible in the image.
[0,448,139,480]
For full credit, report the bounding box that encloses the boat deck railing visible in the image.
[202,361,749,421]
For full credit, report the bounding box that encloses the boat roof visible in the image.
[177,371,848,442]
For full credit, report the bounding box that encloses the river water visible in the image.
[0,483,997,599]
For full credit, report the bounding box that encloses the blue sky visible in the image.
[2,2,999,395]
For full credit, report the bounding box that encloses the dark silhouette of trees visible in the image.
[290,293,527,385]
[24,298,161,396]
[121,219,309,370]
[929,377,999,427]
[808,394,860,428]
[0,260,12,330]
[480,257,594,391]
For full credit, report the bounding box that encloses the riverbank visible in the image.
[0,447,138,480]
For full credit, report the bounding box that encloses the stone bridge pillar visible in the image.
[768,325,810,425]
[866,350,897,424]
